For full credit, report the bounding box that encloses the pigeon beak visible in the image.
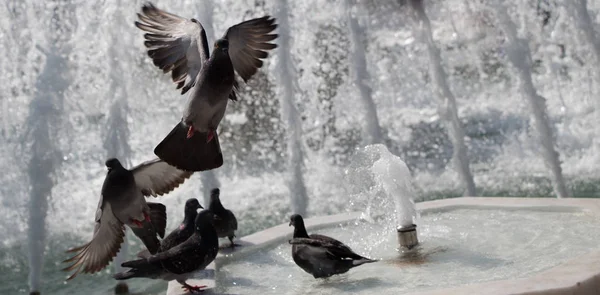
[197,204,204,210]
[288,221,293,227]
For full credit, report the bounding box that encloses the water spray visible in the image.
[369,145,419,251]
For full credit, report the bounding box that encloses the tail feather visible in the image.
[113,270,137,280]
[121,258,149,269]
[352,258,378,267]
[130,222,161,254]
[154,123,224,172]
[147,202,167,238]
[113,261,163,280]
[133,232,161,255]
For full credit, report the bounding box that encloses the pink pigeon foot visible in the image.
[206,130,215,143]
[186,126,194,139]
[131,219,143,228]
[181,283,207,293]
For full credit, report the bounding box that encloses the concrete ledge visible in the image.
[167,197,600,295]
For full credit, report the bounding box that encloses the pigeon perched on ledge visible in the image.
[136,198,204,259]
[160,198,203,253]
[62,158,192,280]
[288,214,377,279]
[135,2,278,172]
[208,188,238,248]
[114,209,219,294]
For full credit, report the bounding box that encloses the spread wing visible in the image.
[131,158,193,197]
[135,2,209,94]
[222,16,278,82]
[62,201,125,280]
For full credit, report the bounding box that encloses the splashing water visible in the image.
[371,146,418,228]
[345,144,417,229]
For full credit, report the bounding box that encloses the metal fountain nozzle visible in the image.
[397,224,418,250]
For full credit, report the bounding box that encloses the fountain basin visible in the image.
[166,197,600,295]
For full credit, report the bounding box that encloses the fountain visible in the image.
[1,0,600,294]
[165,146,600,295]
[371,145,419,250]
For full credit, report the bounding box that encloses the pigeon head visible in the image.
[210,188,220,202]
[185,198,203,213]
[289,214,304,227]
[214,39,229,52]
[105,158,123,171]
[195,209,216,231]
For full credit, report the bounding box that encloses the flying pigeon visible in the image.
[135,2,278,172]
[288,214,377,279]
[114,209,219,294]
[208,188,238,248]
[62,158,193,280]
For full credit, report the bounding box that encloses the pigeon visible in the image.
[136,198,203,259]
[135,2,278,172]
[288,214,377,279]
[161,198,203,252]
[208,188,238,247]
[62,158,193,280]
[114,209,219,294]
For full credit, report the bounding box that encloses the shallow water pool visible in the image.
[215,208,600,294]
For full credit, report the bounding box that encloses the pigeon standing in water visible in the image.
[114,209,219,294]
[135,2,278,172]
[208,188,238,247]
[288,214,377,279]
[62,158,192,280]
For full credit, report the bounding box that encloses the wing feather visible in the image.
[131,158,193,197]
[223,16,278,82]
[291,235,366,260]
[135,3,209,94]
[62,202,125,280]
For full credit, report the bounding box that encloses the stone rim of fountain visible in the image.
[167,197,600,295]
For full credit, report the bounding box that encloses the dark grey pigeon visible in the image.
[135,2,278,172]
[114,209,219,294]
[288,214,377,279]
[62,158,193,280]
[208,188,238,247]
[136,198,203,259]
[160,198,203,252]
